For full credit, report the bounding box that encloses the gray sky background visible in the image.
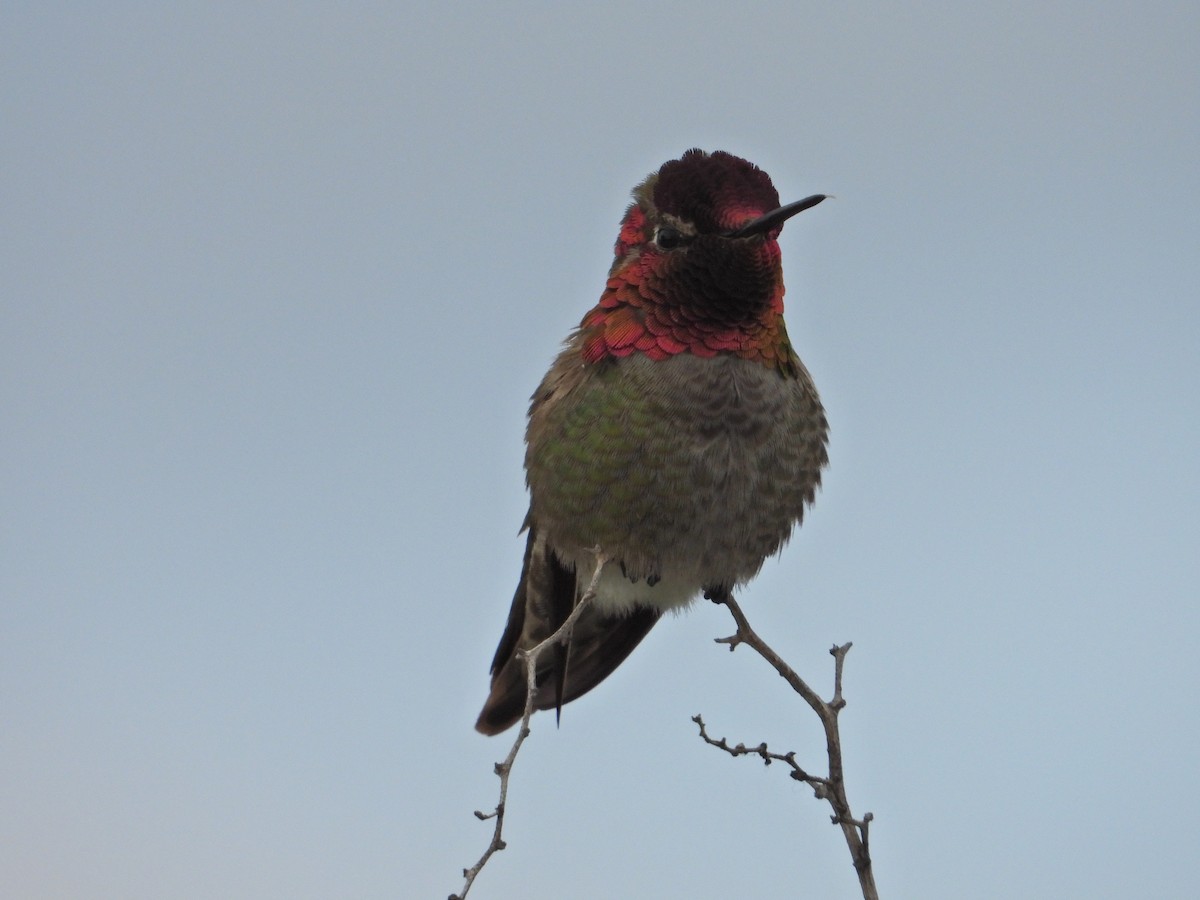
[4,4,1198,898]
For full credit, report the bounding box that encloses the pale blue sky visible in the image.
[3,3,1198,898]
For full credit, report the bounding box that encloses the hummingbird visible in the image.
[475,149,829,735]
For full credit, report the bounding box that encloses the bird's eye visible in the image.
[654,226,686,250]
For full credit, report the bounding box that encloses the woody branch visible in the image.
[696,591,878,900]
[450,553,609,900]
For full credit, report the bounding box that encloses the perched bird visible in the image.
[476,149,829,735]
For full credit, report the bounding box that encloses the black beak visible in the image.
[723,194,827,239]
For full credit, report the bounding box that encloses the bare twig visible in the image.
[698,591,878,900]
[451,553,608,900]
[693,715,829,789]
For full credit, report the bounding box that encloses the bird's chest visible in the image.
[528,353,805,549]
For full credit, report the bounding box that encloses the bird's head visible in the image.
[581,149,824,366]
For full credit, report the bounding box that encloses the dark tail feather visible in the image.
[475,531,661,736]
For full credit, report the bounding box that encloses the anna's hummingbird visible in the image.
[476,149,829,735]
